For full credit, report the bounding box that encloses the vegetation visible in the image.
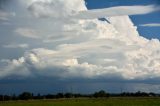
[1,97,160,106]
[0,90,160,106]
[0,90,159,101]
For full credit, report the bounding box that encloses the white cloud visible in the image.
[28,0,87,18]
[3,43,29,49]
[27,1,159,19]
[0,0,160,82]
[0,57,30,78]
[76,5,160,19]
[15,28,39,39]
[1,35,160,80]
[140,23,160,27]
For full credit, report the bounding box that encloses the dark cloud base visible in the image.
[0,0,10,9]
[1,77,160,95]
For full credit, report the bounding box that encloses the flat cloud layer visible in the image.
[0,0,160,83]
[77,5,160,19]
[140,23,160,27]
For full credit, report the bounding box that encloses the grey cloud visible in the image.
[15,28,40,39]
[0,10,15,21]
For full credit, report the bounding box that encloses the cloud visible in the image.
[0,57,30,78]
[0,10,15,21]
[0,48,120,79]
[1,35,160,81]
[2,43,29,49]
[27,1,159,19]
[0,0,160,83]
[15,28,39,39]
[139,23,160,27]
[76,5,160,19]
[27,0,87,18]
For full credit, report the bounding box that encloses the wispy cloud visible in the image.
[15,28,39,39]
[3,43,29,49]
[28,1,159,19]
[77,5,160,19]
[139,23,160,27]
[0,10,15,21]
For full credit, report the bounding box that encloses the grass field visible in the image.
[0,97,160,106]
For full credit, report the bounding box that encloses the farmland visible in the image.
[0,97,160,106]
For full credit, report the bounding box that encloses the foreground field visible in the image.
[0,97,160,106]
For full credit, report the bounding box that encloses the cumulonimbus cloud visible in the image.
[0,0,160,82]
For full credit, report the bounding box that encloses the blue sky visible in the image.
[0,0,160,94]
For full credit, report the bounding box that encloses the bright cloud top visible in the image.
[28,0,87,18]
[0,0,160,82]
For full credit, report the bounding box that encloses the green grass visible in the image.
[0,97,160,106]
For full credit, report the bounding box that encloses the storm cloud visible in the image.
[0,0,160,84]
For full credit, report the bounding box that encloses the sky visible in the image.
[0,0,160,95]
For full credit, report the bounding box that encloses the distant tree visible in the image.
[35,93,44,99]
[12,94,17,100]
[45,94,55,99]
[19,92,33,100]
[74,93,82,98]
[0,95,12,101]
[93,90,109,98]
[149,92,156,97]
[56,93,64,98]
[0,95,3,101]
[65,93,73,98]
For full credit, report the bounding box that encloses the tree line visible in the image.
[0,90,159,101]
